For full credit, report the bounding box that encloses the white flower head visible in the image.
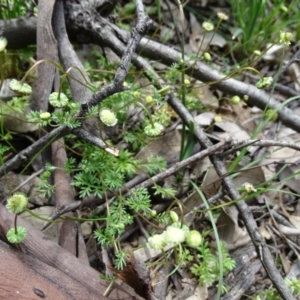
[217,12,228,21]
[99,109,118,126]
[0,36,7,52]
[243,182,257,193]
[164,225,187,246]
[280,31,293,46]
[202,21,214,32]
[148,234,165,250]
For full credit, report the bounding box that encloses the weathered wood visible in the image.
[0,203,143,299]
[0,241,106,299]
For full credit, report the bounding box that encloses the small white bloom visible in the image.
[243,182,257,193]
[217,12,229,21]
[164,225,187,245]
[214,114,222,123]
[0,37,7,52]
[280,31,293,46]
[39,112,51,120]
[148,234,165,250]
[202,21,214,32]
[99,109,117,126]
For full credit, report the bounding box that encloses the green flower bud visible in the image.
[99,109,118,126]
[184,79,190,85]
[6,192,28,214]
[145,96,153,103]
[204,52,211,61]
[133,91,140,99]
[231,95,240,105]
[264,109,278,122]
[39,112,51,120]
[185,230,202,248]
[253,50,262,56]
[170,211,179,223]
[256,77,273,89]
[243,95,249,101]
[158,86,170,95]
[150,210,157,217]
[280,5,288,13]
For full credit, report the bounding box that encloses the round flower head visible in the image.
[231,95,240,105]
[144,122,164,137]
[6,192,28,214]
[99,109,118,126]
[280,31,293,46]
[145,96,153,103]
[242,182,257,193]
[39,112,51,120]
[214,114,222,123]
[264,109,278,122]
[133,91,140,99]
[0,37,8,52]
[164,225,187,246]
[204,52,211,61]
[202,21,214,32]
[186,230,202,248]
[217,12,229,21]
[148,234,165,250]
[49,92,69,108]
[256,77,273,89]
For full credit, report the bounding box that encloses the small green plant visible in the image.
[259,277,300,299]
[6,192,28,243]
[147,211,235,294]
[230,0,300,57]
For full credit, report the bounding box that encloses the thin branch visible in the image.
[166,94,295,300]
[0,126,70,177]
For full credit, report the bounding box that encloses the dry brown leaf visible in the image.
[135,130,182,164]
[185,285,208,300]
[216,206,249,245]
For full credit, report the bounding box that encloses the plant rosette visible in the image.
[7,227,27,243]
[9,79,32,95]
[49,92,69,108]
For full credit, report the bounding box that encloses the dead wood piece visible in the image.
[0,203,143,300]
[220,246,262,300]
[52,138,89,264]
[53,0,101,137]
[0,241,107,299]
